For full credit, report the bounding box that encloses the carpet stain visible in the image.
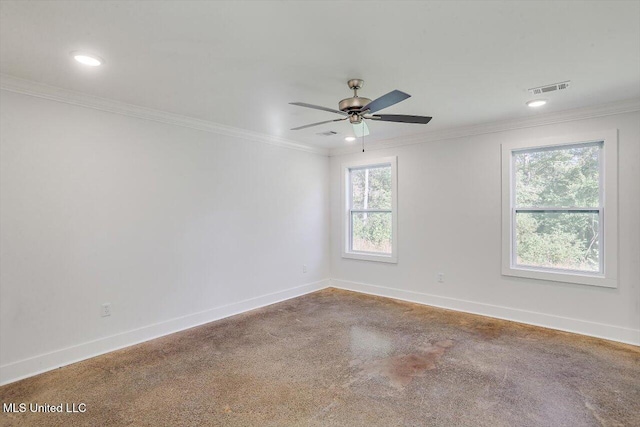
[473,322,505,340]
[358,340,454,390]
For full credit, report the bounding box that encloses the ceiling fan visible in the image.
[289,79,432,138]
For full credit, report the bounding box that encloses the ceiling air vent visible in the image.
[316,131,338,136]
[529,81,570,95]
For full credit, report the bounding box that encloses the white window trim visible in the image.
[501,129,618,288]
[342,156,398,263]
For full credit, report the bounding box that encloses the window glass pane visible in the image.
[515,211,600,272]
[514,144,600,208]
[351,212,392,254]
[350,165,392,210]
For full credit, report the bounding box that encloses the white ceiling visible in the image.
[1,1,639,150]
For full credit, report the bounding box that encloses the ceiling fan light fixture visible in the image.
[71,51,103,67]
[526,99,547,108]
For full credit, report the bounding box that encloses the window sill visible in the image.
[343,251,397,264]
[501,265,617,288]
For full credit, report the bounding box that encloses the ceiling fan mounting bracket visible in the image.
[347,79,364,91]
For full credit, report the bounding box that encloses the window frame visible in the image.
[501,130,618,288]
[342,156,398,263]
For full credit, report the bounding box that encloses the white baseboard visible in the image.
[0,279,329,386]
[330,279,640,346]
[3,277,637,386]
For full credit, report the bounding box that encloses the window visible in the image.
[342,157,397,263]
[501,130,618,288]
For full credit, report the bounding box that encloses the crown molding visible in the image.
[3,74,637,158]
[0,74,328,156]
[329,97,640,156]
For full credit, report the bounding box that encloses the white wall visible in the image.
[0,90,331,384]
[330,111,640,345]
[1,88,638,386]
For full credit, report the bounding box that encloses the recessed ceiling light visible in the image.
[526,99,547,108]
[345,136,356,142]
[71,52,103,67]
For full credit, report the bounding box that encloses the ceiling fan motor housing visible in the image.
[339,96,372,112]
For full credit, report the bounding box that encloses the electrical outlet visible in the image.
[302,264,308,273]
[101,303,111,317]
[437,273,445,283]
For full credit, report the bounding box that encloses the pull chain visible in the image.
[362,121,365,152]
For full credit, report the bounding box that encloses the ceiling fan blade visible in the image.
[369,114,432,124]
[360,90,411,114]
[353,121,370,137]
[289,102,348,116]
[290,117,347,131]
